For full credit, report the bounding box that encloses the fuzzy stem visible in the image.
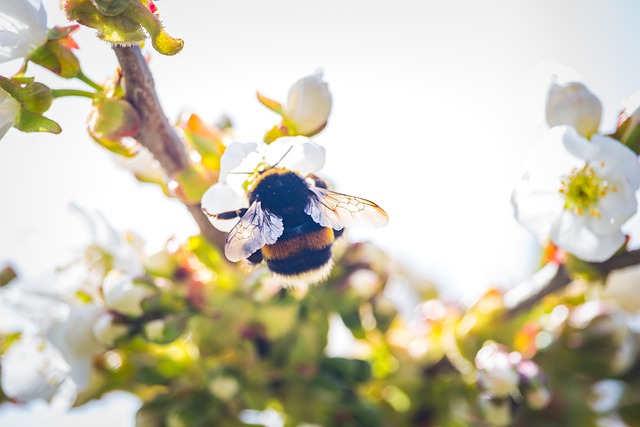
[112,45,226,250]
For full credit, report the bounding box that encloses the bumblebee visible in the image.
[204,166,388,286]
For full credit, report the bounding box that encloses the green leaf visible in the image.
[14,108,61,134]
[257,91,284,115]
[263,124,288,144]
[46,24,80,41]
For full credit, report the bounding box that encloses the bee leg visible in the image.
[333,228,345,239]
[202,207,248,220]
[246,249,263,265]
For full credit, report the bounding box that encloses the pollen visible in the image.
[559,164,611,217]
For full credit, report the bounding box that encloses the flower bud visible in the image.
[88,97,141,142]
[102,270,157,317]
[19,82,53,114]
[283,70,332,136]
[92,312,129,345]
[545,80,602,137]
[92,0,131,16]
[475,342,519,398]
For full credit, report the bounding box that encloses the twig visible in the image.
[112,45,227,250]
[505,248,640,317]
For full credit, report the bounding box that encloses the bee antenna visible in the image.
[272,146,294,168]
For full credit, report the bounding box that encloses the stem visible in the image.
[505,249,640,317]
[52,89,96,99]
[76,71,103,92]
[112,45,227,250]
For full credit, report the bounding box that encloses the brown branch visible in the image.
[112,45,227,249]
[505,249,640,317]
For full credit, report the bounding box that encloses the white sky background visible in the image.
[2,0,640,425]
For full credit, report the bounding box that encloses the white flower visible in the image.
[546,80,602,138]
[283,70,332,135]
[47,304,104,393]
[512,126,640,262]
[0,283,69,334]
[475,343,519,397]
[0,87,19,139]
[70,203,146,277]
[0,334,74,406]
[201,136,326,232]
[0,282,106,407]
[102,270,156,317]
[0,0,48,62]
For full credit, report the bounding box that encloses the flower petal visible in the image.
[590,134,640,191]
[264,136,326,175]
[591,189,638,235]
[201,183,248,232]
[511,172,564,242]
[0,335,71,403]
[524,127,586,186]
[0,0,48,62]
[551,210,625,262]
[219,141,259,184]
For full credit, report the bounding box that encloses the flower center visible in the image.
[559,163,616,217]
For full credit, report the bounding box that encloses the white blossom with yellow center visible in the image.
[512,126,640,262]
[201,136,326,232]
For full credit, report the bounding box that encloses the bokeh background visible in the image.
[2,0,640,425]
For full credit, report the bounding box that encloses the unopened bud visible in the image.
[283,70,332,136]
[546,81,602,138]
[20,82,53,114]
[87,97,141,141]
[92,0,130,16]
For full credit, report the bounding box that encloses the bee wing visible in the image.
[225,201,284,262]
[305,186,389,230]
